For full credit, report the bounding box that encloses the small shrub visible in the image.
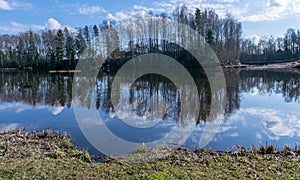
[132,144,148,154]
[39,130,52,138]
[266,145,275,154]
[258,145,265,154]
[60,138,73,149]
[72,150,92,163]
[295,145,298,152]
[249,145,256,154]
[283,145,291,153]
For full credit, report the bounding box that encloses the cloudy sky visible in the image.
[1,0,300,38]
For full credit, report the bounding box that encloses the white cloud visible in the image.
[45,18,61,30]
[0,0,32,10]
[107,12,130,21]
[256,133,262,141]
[0,18,76,33]
[133,5,148,11]
[78,5,107,15]
[10,0,32,9]
[0,21,42,32]
[217,0,239,2]
[133,5,159,13]
[106,0,246,24]
[0,123,20,132]
[240,0,300,22]
[127,0,300,24]
[120,0,248,23]
[45,18,77,33]
[266,0,281,7]
[171,0,300,23]
[0,0,13,10]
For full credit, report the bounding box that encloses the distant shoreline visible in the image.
[225,60,300,69]
[1,60,300,72]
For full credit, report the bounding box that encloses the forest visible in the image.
[240,28,300,64]
[0,5,299,70]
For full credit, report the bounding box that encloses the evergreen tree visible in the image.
[75,29,86,59]
[93,25,99,39]
[16,36,25,67]
[206,29,214,48]
[64,27,75,68]
[55,29,64,69]
[83,25,90,44]
[27,31,38,68]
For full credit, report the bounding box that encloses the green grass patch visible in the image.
[0,130,300,179]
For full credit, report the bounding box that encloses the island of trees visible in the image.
[0,5,299,70]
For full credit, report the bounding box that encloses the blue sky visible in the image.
[1,0,300,39]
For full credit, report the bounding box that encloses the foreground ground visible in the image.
[0,130,299,179]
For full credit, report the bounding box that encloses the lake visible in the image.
[0,68,300,156]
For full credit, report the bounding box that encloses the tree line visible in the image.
[0,6,243,69]
[241,28,300,64]
[0,26,88,69]
[3,6,300,69]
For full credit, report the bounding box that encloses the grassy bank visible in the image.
[0,130,300,179]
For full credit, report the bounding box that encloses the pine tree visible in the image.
[83,25,90,44]
[16,36,25,67]
[55,29,64,69]
[27,31,37,68]
[75,29,86,59]
[93,25,99,39]
[64,27,75,68]
[206,29,214,48]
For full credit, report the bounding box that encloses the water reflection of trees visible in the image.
[225,69,240,115]
[239,69,300,103]
[1,69,300,123]
[128,74,180,120]
[94,70,212,124]
[0,71,73,107]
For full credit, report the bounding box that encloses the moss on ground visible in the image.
[0,130,300,179]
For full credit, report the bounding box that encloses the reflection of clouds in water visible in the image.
[227,112,247,126]
[250,87,260,96]
[0,123,20,132]
[109,110,174,128]
[188,107,300,148]
[217,126,237,133]
[0,102,64,116]
[48,106,64,115]
[228,108,300,141]
[82,117,103,126]
[242,108,300,140]
[186,122,238,148]
[155,121,195,147]
[229,132,239,137]
[0,102,44,113]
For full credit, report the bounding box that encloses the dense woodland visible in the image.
[0,6,242,69]
[0,5,299,69]
[241,28,300,64]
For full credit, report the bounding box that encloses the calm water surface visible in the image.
[0,69,300,155]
